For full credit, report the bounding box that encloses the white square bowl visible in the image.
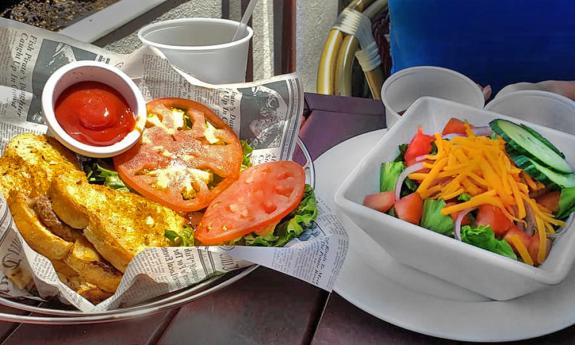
[334,97,575,300]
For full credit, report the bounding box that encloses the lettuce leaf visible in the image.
[393,144,408,162]
[84,160,131,192]
[557,187,575,219]
[380,161,405,192]
[420,199,454,236]
[401,177,419,197]
[461,224,517,260]
[165,225,195,246]
[241,140,254,171]
[231,184,318,247]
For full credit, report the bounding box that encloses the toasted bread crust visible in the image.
[0,134,83,198]
[52,260,113,303]
[64,238,122,293]
[49,176,89,229]
[51,174,187,272]
[1,133,189,303]
[8,191,72,260]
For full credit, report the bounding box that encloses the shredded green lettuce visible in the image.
[393,144,408,162]
[230,184,318,247]
[240,231,280,247]
[380,161,405,192]
[430,142,438,155]
[401,178,419,197]
[165,225,194,246]
[420,199,454,236]
[458,193,472,202]
[84,160,131,192]
[557,187,575,219]
[241,140,254,171]
[461,224,517,260]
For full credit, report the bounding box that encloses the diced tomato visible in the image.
[404,128,434,166]
[476,205,512,237]
[394,193,423,225]
[536,191,561,214]
[446,202,471,225]
[504,225,532,256]
[528,233,551,265]
[442,118,468,136]
[363,192,395,213]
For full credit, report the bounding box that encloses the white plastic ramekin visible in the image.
[485,90,575,135]
[381,66,485,127]
[42,61,146,158]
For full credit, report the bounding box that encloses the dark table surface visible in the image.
[0,93,574,345]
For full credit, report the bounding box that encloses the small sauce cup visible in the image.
[485,90,575,135]
[42,61,147,158]
[381,66,485,127]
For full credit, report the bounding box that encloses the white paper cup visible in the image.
[485,90,575,135]
[381,66,485,127]
[138,18,253,84]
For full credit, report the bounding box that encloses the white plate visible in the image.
[317,129,575,342]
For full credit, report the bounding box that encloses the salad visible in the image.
[363,118,575,266]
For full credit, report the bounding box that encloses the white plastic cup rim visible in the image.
[41,61,147,158]
[485,90,575,135]
[486,89,575,111]
[137,18,254,52]
[381,66,485,125]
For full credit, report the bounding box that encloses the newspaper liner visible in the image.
[0,19,349,312]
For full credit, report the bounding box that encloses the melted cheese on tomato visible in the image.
[148,164,213,198]
[146,113,164,128]
[204,121,221,144]
[171,108,185,129]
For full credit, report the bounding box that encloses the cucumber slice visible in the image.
[513,155,575,188]
[519,123,565,158]
[490,119,572,173]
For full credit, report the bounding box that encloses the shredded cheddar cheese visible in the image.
[507,235,534,266]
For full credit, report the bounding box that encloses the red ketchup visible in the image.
[55,81,136,146]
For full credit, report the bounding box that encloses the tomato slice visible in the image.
[114,98,243,212]
[536,191,561,214]
[363,192,395,213]
[442,118,467,135]
[404,128,434,166]
[195,161,306,245]
[394,192,423,225]
[475,204,512,237]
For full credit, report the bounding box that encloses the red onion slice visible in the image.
[455,208,476,241]
[524,202,536,237]
[473,126,492,136]
[442,133,464,140]
[415,155,428,162]
[548,213,575,239]
[395,162,425,200]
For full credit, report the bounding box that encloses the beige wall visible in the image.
[297,0,339,92]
